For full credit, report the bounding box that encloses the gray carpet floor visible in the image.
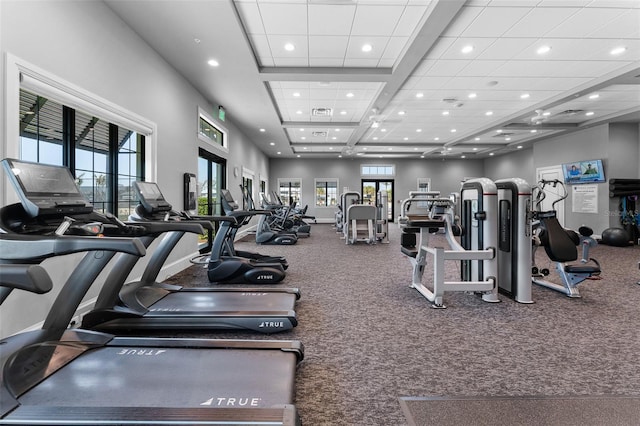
[166,223,640,426]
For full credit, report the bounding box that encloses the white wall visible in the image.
[0,0,268,337]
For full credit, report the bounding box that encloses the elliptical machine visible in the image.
[531,179,601,298]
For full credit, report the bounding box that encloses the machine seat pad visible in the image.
[401,247,418,258]
[406,219,445,228]
[564,264,601,274]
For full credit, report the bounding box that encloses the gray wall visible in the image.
[0,0,268,337]
[269,157,484,222]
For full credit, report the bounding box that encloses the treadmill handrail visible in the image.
[0,264,52,295]
[0,233,146,260]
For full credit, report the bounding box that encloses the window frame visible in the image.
[360,164,395,177]
[4,53,156,207]
[277,178,302,207]
[197,107,228,156]
[314,178,339,208]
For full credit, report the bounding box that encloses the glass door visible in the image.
[361,179,394,222]
[198,148,226,252]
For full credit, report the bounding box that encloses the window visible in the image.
[278,178,301,206]
[361,164,395,176]
[198,108,228,154]
[315,179,338,207]
[19,88,145,218]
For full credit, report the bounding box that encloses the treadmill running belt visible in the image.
[147,290,297,312]
[17,346,296,408]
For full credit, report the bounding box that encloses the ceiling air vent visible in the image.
[558,109,584,116]
[312,131,327,137]
[312,107,333,116]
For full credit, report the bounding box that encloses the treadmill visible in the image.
[82,180,300,333]
[0,158,304,425]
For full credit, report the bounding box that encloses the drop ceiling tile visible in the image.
[424,60,472,76]
[235,1,266,34]
[378,58,396,67]
[590,9,640,38]
[529,77,592,91]
[544,7,627,38]
[491,60,607,78]
[343,58,383,67]
[536,0,591,7]
[438,37,497,60]
[461,7,533,38]
[381,36,409,60]
[258,56,275,66]
[351,5,406,36]
[272,57,309,67]
[309,58,345,67]
[393,5,429,37]
[412,76,453,90]
[308,4,356,36]
[258,2,307,35]
[249,34,272,59]
[309,35,349,59]
[475,38,538,61]
[457,60,508,77]
[502,7,579,38]
[425,37,456,59]
[513,38,616,61]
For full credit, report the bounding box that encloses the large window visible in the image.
[19,89,144,219]
[315,179,338,207]
[361,164,395,176]
[278,178,301,206]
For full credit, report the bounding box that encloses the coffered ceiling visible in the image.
[105,0,640,159]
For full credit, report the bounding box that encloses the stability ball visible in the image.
[601,227,630,247]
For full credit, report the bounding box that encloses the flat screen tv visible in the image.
[562,159,606,184]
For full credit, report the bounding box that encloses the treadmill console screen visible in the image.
[1,158,93,218]
[133,181,172,213]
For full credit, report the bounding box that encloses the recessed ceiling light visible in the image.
[403,137,408,141]
[414,148,418,151]
[505,137,511,141]
[346,93,354,98]
[362,44,373,53]
[542,112,551,116]
[468,93,477,99]
[473,147,478,151]
[373,137,378,140]
[497,129,503,133]
[277,151,282,155]
[420,155,425,158]
[207,59,219,67]
[293,92,301,97]
[363,147,368,150]
[451,129,456,133]
[447,147,452,151]
[442,111,450,116]
[585,111,595,116]
[259,128,266,132]
[340,110,347,115]
[299,128,305,131]
[434,137,440,141]
[536,45,551,55]
[416,92,424,98]
[297,155,301,158]
[530,129,537,133]
[284,43,295,51]
[389,147,394,150]
[416,129,422,132]
[475,137,480,141]
[270,142,275,146]
[332,137,337,140]
[485,111,493,116]
[381,129,387,132]
[589,94,599,99]
[517,145,523,149]
[335,128,340,132]
[489,152,494,156]
[338,154,342,158]
[461,45,474,54]
[301,136,306,140]
[398,111,406,116]
[329,147,334,150]
[303,147,308,150]
[194,38,201,44]
[520,93,530,99]
[610,46,626,55]
[296,110,302,115]
[461,155,466,159]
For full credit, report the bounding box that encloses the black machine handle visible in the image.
[0,264,53,294]
[131,220,206,235]
[0,233,146,261]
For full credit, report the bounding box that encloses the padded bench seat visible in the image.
[564,264,601,274]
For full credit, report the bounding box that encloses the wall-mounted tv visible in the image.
[562,159,606,184]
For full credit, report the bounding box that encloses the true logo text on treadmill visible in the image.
[256,274,274,280]
[200,397,262,407]
[259,321,284,328]
[117,349,167,356]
